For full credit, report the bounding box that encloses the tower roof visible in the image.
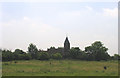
[64,37,70,44]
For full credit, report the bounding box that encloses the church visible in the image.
[42,37,70,56]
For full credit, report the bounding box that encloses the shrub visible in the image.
[52,53,62,60]
[24,53,32,60]
[2,50,14,61]
[37,52,50,60]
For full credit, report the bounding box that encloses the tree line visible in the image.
[1,41,120,61]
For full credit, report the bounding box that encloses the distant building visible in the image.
[64,37,70,57]
[39,37,70,56]
[47,47,64,54]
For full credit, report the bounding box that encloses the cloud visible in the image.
[58,6,94,21]
[61,11,81,17]
[60,6,93,17]
[85,6,93,11]
[2,16,60,33]
[23,16,30,21]
[1,16,64,51]
[103,8,118,17]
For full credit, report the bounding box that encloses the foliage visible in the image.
[69,47,87,60]
[14,49,25,54]
[24,53,32,60]
[85,41,110,61]
[37,52,50,60]
[13,49,25,60]
[52,53,62,60]
[2,41,113,61]
[2,49,31,61]
[111,54,120,60]
[49,47,55,49]
[28,43,38,59]
[2,50,14,61]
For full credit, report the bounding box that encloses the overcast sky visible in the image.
[0,1,118,55]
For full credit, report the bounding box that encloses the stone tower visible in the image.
[64,37,70,56]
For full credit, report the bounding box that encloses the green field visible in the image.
[2,60,118,76]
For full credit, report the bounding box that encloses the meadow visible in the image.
[2,60,118,76]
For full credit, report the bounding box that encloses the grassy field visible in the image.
[2,60,118,76]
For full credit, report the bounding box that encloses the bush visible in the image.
[24,53,32,60]
[2,50,14,61]
[69,47,84,60]
[37,52,50,60]
[52,53,62,60]
[13,52,31,60]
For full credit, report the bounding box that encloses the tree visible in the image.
[85,41,110,61]
[2,50,14,61]
[50,47,55,49]
[13,49,26,60]
[52,53,62,60]
[14,49,25,54]
[18,53,32,60]
[37,52,50,60]
[112,54,120,60]
[85,46,96,60]
[24,53,32,60]
[69,47,80,59]
[28,43,38,59]
[69,47,86,60]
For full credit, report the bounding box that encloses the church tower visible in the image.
[64,37,70,56]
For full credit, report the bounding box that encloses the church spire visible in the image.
[65,36,69,43]
[64,36,70,57]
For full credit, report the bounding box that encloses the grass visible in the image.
[2,60,118,76]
